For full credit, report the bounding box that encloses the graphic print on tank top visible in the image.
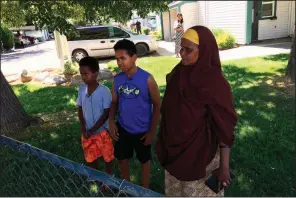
[118,83,140,99]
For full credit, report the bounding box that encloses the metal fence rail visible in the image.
[0,135,163,197]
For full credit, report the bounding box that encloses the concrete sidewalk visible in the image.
[157,39,291,61]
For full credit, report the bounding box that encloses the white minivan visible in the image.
[68,25,159,62]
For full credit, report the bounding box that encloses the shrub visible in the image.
[150,31,157,38]
[211,29,224,38]
[143,27,151,35]
[151,31,158,36]
[151,30,162,40]
[63,60,79,75]
[156,30,162,40]
[0,26,14,50]
[211,29,236,50]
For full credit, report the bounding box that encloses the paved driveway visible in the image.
[1,41,59,76]
[1,39,292,76]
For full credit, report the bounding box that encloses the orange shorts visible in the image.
[81,130,115,163]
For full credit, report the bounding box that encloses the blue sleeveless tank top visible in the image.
[114,67,152,134]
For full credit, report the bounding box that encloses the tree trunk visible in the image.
[0,70,32,136]
[286,24,295,83]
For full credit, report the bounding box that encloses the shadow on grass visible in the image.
[263,54,291,62]
[221,65,295,197]
[1,49,49,63]
[12,85,79,115]
[8,55,295,196]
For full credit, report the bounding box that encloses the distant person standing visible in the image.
[173,13,184,58]
[136,20,142,34]
[150,19,157,31]
[16,31,22,40]
[16,31,21,37]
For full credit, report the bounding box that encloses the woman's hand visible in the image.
[218,167,232,188]
[217,144,232,189]
[212,167,232,190]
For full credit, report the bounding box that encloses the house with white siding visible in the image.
[160,0,295,44]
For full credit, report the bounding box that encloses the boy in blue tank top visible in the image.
[109,39,161,189]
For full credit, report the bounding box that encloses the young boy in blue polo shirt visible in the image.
[77,57,114,175]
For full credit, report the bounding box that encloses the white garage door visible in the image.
[181,2,199,31]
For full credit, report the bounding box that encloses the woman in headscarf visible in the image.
[155,26,238,197]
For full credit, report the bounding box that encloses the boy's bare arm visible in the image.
[78,106,86,129]
[141,75,161,145]
[109,81,118,122]
[88,108,110,133]
[78,106,87,138]
[109,81,119,140]
[147,75,161,135]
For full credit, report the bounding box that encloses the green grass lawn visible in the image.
[6,54,296,196]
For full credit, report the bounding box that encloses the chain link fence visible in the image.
[0,135,163,197]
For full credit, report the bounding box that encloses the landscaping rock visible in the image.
[33,72,50,82]
[21,69,33,83]
[21,75,33,83]
[69,68,113,86]
[21,69,29,76]
[70,74,84,86]
[99,68,113,80]
[43,75,67,85]
[64,73,74,81]
[6,75,19,83]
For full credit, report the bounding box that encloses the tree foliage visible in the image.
[0,1,26,28]
[5,0,169,36]
[17,1,86,35]
[0,26,14,50]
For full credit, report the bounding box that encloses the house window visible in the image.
[260,0,277,19]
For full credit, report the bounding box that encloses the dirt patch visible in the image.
[266,75,295,97]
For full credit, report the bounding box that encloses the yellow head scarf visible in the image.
[182,29,199,45]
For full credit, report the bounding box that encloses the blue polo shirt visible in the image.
[76,84,111,135]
